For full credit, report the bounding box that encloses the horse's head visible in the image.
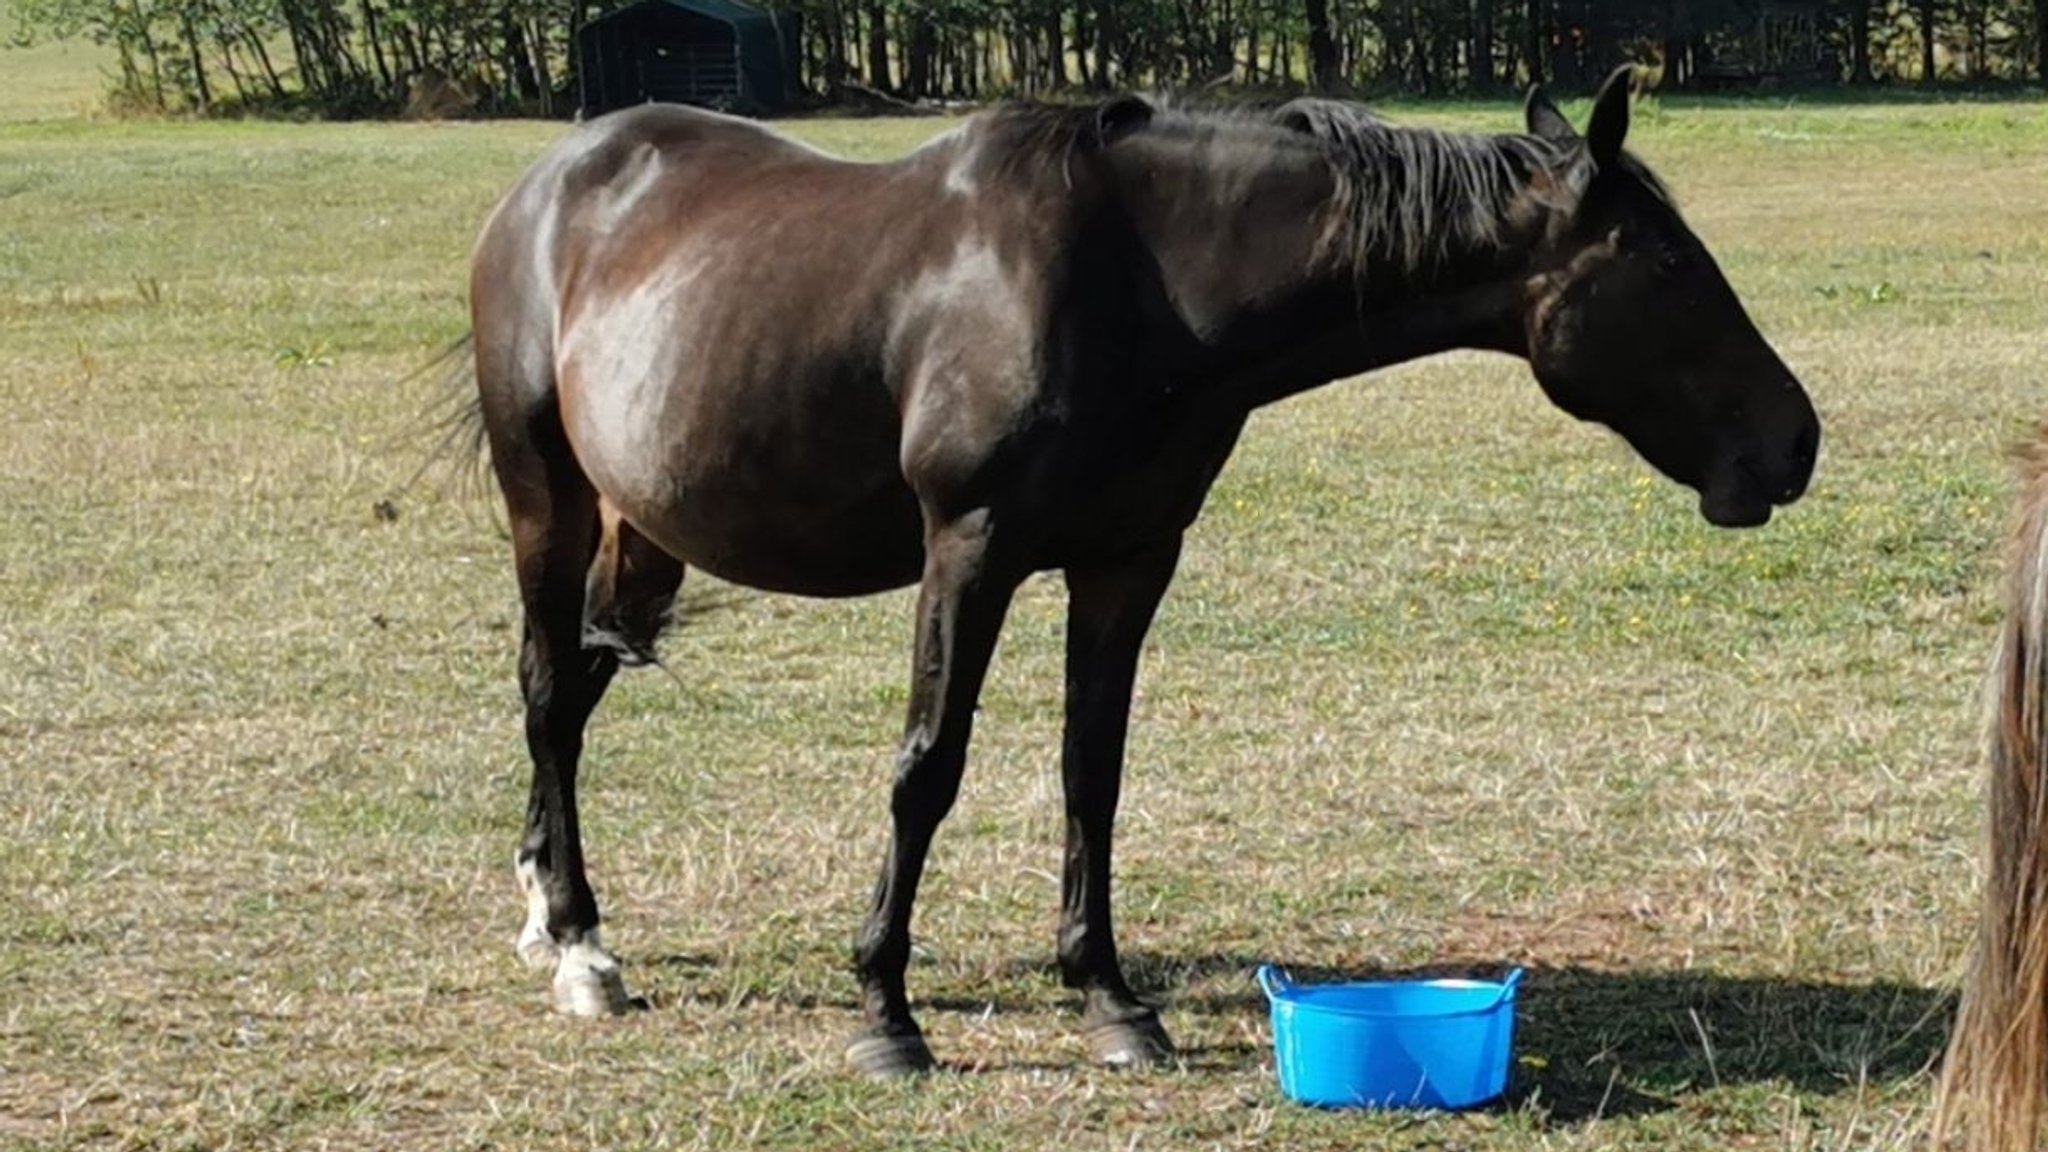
[1518,68,1818,527]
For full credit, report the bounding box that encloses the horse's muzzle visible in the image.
[1698,416,1819,529]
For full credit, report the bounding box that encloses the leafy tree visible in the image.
[12,0,2048,116]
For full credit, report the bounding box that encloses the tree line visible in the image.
[11,0,2048,117]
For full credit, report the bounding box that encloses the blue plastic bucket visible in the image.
[1258,964,1525,1111]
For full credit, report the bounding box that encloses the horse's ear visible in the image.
[1586,66,1634,168]
[1095,96,1153,146]
[1524,84,1575,143]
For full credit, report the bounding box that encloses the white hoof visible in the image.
[552,938,634,1017]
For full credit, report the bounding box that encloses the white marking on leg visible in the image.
[514,853,559,969]
[552,931,635,1017]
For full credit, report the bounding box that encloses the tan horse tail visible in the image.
[1939,425,2048,1152]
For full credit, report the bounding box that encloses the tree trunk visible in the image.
[1007,22,1031,93]
[391,21,421,77]
[1972,2,1988,78]
[180,9,212,111]
[361,0,392,95]
[865,2,890,90]
[1523,0,1545,84]
[1849,0,1873,83]
[1091,0,1114,87]
[245,29,284,98]
[504,13,540,101]
[1405,0,1432,93]
[134,0,168,108]
[216,36,250,104]
[320,3,363,84]
[1071,4,1090,85]
[530,19,554,116]
[1918,0,1938,83]
[1047,9,1067,86]
[1470,0,1494,90]
[1305,0,1339,89]
[824,0,848,88]
[905,14,935,96]
[2038,0,2048,83]
[113,37,140,103]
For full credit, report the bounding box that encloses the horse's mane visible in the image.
[1268,99,1563,273]
[966,95,1678,280]
[1281,99,1684,275]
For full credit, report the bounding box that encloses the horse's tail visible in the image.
[382,332,488,514]
[1937,424,2048,1152]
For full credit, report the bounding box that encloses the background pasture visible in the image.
[3,65,2045,1149]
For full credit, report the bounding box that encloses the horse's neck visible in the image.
[1107,131,1346,344]
[1115,123,1544,408]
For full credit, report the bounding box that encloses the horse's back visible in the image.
[470,102,904,429]
[478,104,842,272]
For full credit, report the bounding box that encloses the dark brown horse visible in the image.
[457,67,1818,1076]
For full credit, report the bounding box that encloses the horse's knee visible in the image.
[888,740,965,830]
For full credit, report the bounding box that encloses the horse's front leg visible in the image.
[1058,535,1184,1067]
[848,509,1020,1077]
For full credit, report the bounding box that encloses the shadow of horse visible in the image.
[640,947,1946,1122]
[1114,952,1950,1124]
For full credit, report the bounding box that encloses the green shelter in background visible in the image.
[576,0,800,118]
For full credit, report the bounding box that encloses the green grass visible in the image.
[5,67,2048,1149]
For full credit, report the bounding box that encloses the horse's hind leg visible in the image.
[582,499,685,668]
[480,360,635,1017]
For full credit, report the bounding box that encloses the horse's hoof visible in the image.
[846,1029,936,1079]
[1086,1013,1175,1068]
[551,941,635,1017]
[516,923,560,970]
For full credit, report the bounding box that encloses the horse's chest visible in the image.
[1029,410,1247,563]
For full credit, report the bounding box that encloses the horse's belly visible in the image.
[638,478,927,597]
[567,398,927,597]
[556,282,931,594]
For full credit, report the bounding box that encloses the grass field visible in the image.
[6,53,2048,1149]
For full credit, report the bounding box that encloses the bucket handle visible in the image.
[1255,964,1293,1001]
[1491,966,1527,1008]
